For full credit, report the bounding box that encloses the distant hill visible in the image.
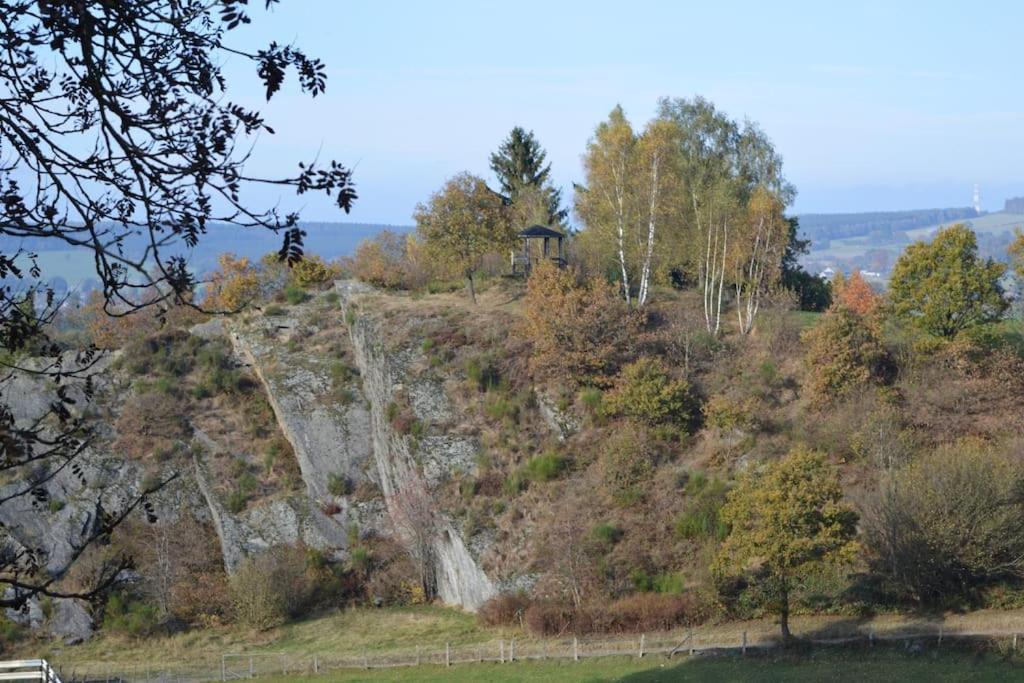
[1005,197,1024,213]
[797,207,979,247]
[0,221,413,292]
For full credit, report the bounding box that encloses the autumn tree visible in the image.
[733,187,788,334]
[832,271,881,318]
[206,254,261,311]
[522,262,642,387]
[889,224,1007,338]
[490,126,566,226]
[657,97,794,333]
[714,448,858,641]
[415,173,513,303]
[801,306,894,406]
[390,482,440,601]
[576,106,637,306]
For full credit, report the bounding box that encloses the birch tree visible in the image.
[734,188,787,334]
[633,119,683,307]
[577,106,637,306]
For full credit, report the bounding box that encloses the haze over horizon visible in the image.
[221,1,1024,225]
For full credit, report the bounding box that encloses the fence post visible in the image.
[689,627,695,656]
[639,634,645,658]
[573,636,579,662]
[869,630,875,647]
[1015,634,1019,652]
[510,638,515,662]
[500,639,504,663]
[363,649,369,670]
[416,645,421,665]
[742,630,747,655]
[249,656,254,679]
[221,656,226,683]
[937,627,943,647]
[445,642,451,667]
[313,656,319,674]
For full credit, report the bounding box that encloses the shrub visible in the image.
[702,395,754,431]
[483,395,519,423]
[349,231,410,289]
[229,545,313,630]
[503,471,527,496]
[603,593,702,632]
[289,254,338,288]
[327,472,353,497]
[801,306,895,406]
[465,356,502,392]
[523,601,575,636]
[264,304,286,316]
[477,592,531,627]
[579,387,603,416]
[603,357,696,429]
[865,440,1024,605]
[102,593,160,638]
[675,475,729,540]
[522,262,643,387]
[524,452,568,482]
[592,522,624,546]
[599,426,655,506]
[285,285,309,305]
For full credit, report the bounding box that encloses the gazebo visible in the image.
[511,225,566,276]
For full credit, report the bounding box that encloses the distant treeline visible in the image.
[1005,197,1024,214]
[797,207,979,245]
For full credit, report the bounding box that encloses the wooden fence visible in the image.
[53,624,1024,682]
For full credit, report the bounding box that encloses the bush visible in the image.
[592,522,624,546]
[523,452,568,482]
[702,395,754,431]
[522,262,643,388]
[483,395,519,423]
[285,285,309,305]
[102,593,160,638]
[264,304,286,316]
[802,306,895,406]
[865,440,1024,605]
[604,357,696,429]
[477,592,531,627]
[229,546,313,630]
[349,231,411,289]
[465,356,502,392]
[290,255,338,288]
[675,475,728,540]
[523,594,705,635]
[328,472,353,497]
[599,426,655,506]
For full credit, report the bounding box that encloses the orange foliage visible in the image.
[522,262,642,387]
[206,253,260,310]
[833,271,880,318]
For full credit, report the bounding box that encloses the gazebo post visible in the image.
[543,237,550,258]
[522,236,530,274]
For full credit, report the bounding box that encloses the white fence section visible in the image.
[0,660,62,683]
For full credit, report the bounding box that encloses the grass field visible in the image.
[253,647,1024,682]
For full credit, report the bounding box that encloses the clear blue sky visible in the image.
[225,1,1024,225]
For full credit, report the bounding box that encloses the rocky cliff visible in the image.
[335,281,495,609]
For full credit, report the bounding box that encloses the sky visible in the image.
[223,1,1024,225]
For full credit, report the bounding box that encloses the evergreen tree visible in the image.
[490,127,567,225]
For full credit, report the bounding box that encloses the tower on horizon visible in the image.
[973,183,981,213]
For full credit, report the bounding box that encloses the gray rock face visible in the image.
[336,281,495,610]
[231,314,374,503]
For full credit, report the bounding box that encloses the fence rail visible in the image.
[52,624,1024,683]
